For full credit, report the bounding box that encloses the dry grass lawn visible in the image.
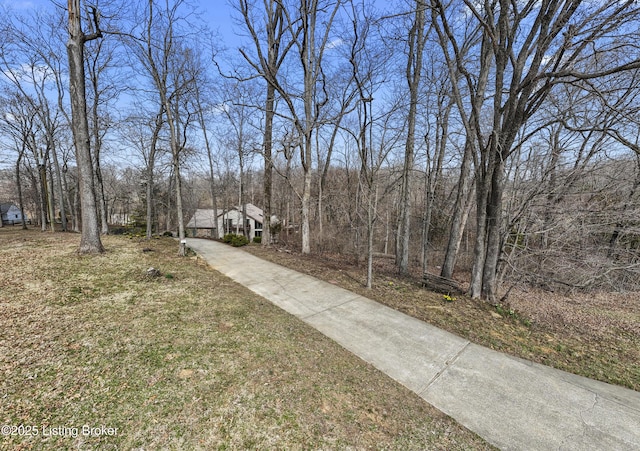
[0,228,492,450]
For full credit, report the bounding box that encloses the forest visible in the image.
[1,0,639,302]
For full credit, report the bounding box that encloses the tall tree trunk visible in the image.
[365,182,379,289]
[481,158,506,302]
[165,170,173,233]
[421,182,434,274]
[262,80,275,246]
[94,153,109,235]
[46,156,56,232]
[301,163,312,254]
[145,161,155,239]
[16,148,27,230]
[397,0,427,274]
[62,165,80,232]
[146,106,163,239]
[422,107,448,274]
[173,153,186,254]
[50,146,68,232]
[194,91,218,239]
[299,0,316,256]
[247,0,340,254]
[238,0,289,246]
[26,170,42,228]
[89,56,110,236]
[206,147,218,238]
[300,13,315,256]
[66,0,104,253]
[469,159,492,298]
[38,161,48,231]
[239,143,247,239]
[441,139,474,278]
[73,178,81,232]
[166,93,185,255]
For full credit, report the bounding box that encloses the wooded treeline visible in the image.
[1,0,639,301]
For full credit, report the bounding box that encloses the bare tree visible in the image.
[345,0,395,287]
[420,68,452,276]
[85,36,122,235]
[0,93,34,230]
[238,0,342,254]
[431,0,640,301]
[237,0,297,246]
[0,11,72,233]
[192,81,219,237]
[128,0,200,255]
[396,0,428,274]
[118,102,166,239]
[0,91,46,230]
[66,0,104,253]
[218,80,262,238]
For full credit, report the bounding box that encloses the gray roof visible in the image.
[186,209,219,229]
[242,203,264,222]
[186,204,265,229]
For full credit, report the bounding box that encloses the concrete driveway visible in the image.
[187,238,640,451]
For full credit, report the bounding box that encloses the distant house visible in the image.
[109,213,134,226]
[186,203,268,241]
[1,202,26,225]
[186,208,221,238]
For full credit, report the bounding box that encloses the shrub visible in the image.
[122,227,145,238]
[223,233,249,247]
[110,227,127,235]
[253,236,262,244]
[231,235,249,247]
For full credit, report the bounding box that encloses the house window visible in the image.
[255,221,263,230]
[255,230,262,237]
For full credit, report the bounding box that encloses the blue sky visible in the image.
[4,0,239,46]
[0,0,241,167]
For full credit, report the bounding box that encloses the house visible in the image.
[1,202,27,225]
[186,203,266,241]
[186,208,220,238]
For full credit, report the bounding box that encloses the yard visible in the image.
[0,229,491,450]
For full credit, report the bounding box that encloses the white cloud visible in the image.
[210,103,230,116]
[1,63,52,85]
[326,38,344,50]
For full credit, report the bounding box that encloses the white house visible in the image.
[186,203,267,241]
[1,202,26,225]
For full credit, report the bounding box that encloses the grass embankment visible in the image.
[244,245,640,392]
[0,229,492,450]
